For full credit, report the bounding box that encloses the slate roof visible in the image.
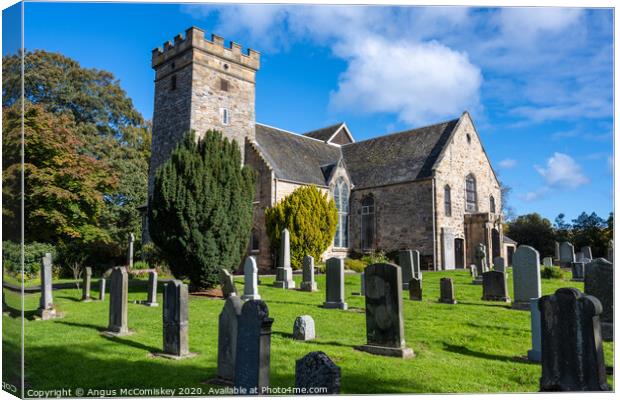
[254,123,341,186]
[302,123,344,142]
[341,118,460,189]
[503,235,518,245]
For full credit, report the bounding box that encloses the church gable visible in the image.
[303,123,355,146]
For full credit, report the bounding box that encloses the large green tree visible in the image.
[505,213,556,257]
[149,131,255,290]
[571,212,608,258]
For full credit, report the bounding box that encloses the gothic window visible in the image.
[361,195,375,251]
[490,195,496,213]
[220,108,230,125]
[465,174,477,212]
[333,178,349,248]
[250,228,260,252]
[444,185,452,217]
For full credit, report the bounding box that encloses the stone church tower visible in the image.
[148,26,260,196]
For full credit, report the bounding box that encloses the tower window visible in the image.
[220,108,230,125]
[220,79,229,92]
[170,75,177,91]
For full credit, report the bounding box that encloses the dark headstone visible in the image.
[475,243,488,274]
[539,288,610,391]
[217,296,244,383]
[234,300,274,394]
[581,246,593,260]
[493,256,505,272]
[398,250,414,289]
[559,241,575,267]
[528,297,542,362]
[571,262,585,281]
[300,255,317,292]
[324,258,347,310]
[106,266,129,335]
[408,278,422,301]
[482,271,510,302]
[81,267,92,301]
[163,280,189,357]
[439,277,457,304]
[295,351,341,394]
[584,258,613,340]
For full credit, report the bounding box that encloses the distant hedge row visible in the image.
[2,241,57,278]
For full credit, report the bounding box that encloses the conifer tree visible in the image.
[149,131,255,289]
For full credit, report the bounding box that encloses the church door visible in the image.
[454,238,465,268]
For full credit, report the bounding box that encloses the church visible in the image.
[145,27,505,272]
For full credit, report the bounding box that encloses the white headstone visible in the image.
[242,257,261,300]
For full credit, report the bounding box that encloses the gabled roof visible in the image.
[503,235,517,245]
[341,118,460,189]
[303,123,344,142]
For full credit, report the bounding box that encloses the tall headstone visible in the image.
[273,228,295,289]
[438,277,457,304]
[98,278,106,301]
[37,253,59,320]
[543,257,553,267]
[539,288,610,391]
[512,245,541,309]
[571,262,585,282]
[323,258,347,310]
[398,250,414,289]
[81,267,92,302]
[482,271,510,302]
[575,251,584,262]
[469,264,478,279]
[412,250,422,280]
[293,315,315,341]
[234,300,274,395]
[475,243,488,274]
[408,278,422,301]
[219,269,237,298]
[554,241,560,261]
[106,267,129,335]
[607,240,613,262]
[217,296,244,383]
[441,228,455,270]
[356,263,414,358]
[360,272,366,296]
[581,246,593,260]
[584,258,613,341]
[300,255,317,292]
[162,280,189,357]
[559,241,575,267]
[242,257,261,300]
[127,233,135,268]
[295,352,341,394]
[493,256,505,273]
[527,297,542,362]
[144,271,159,307]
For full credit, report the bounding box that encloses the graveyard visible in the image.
[2,267,613,394]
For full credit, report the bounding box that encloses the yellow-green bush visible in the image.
[345,258,366,272]
[265,186,338,270]
[541,266,564,279]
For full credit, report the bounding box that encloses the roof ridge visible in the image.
[343,117,460,147]
[302,122,344,136]
[255,122,331,145]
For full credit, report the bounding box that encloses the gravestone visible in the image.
[398,250,415,289]
[528,297,542,362]
[543,257,553,267]
[242,257,261,300]
[295,351,341,394]
[127,233,135,268]
[539,288,610,391]
[81,267,92,302]
[554,241,560,261]
[493,256,505,273]
[360,272,366,296]
[323,258,347,310]
[584,258,613,341]
[571,262,585,281]
[219,269,237,298]
[98,278,106,301]
[475,243,488,274]
[144,271,159,307]
[512,245,541,309]
[217,296,244,383]
[607,240,613,262]
[273,228,295,289]
[469,264,478,279]
[37,253,59,320]
[234,300,274,395]
[559,241,575,267]
[441,228,455,270]
[356,263,414,358]
[575,251,584,262]
[581,246,593,260]
[439,277,457,304]
[408,278,422,301]
[300,255,317,292]
[482,271,510,302]
[412,250,422,280]
[162,280,190,357]
[106,267,130,335]
[292,315,315,341]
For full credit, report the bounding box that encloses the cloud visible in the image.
[534,152,590,189]
[497,8,584,46]
[498,158,517,169]
[519,187,550,202]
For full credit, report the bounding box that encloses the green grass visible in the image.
[3,272,76,288]
[2,269,613,395]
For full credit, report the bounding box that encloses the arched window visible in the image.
[361,195,375,251]
[250,228,260,252]
[490,195,496,213]
[333,178,349,248]
[465,174,477,212]
[444,185,452,217]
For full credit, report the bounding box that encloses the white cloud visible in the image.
[534,152,590,189]
[498,158,517,169]
[520,187,550,202]
[497,8,584,45]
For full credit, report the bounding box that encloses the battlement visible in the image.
[151,26,260,70]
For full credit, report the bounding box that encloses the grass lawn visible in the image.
[2,269,614,395]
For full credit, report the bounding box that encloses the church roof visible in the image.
[302,123,344,141]
[341,118,460,189]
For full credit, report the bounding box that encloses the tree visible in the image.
[149,131,255,290]
[571,212,607,258]
[553,213,572,242]
[505,213,556,257]
[265,185,338,270]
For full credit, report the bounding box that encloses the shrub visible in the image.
[132,261,150,271]
[2,241,57,279]
[265,186,338,270]
[345,258,366,272]
[541,266,564,279]
[149,131,255,290]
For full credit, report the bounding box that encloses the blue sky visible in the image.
[3,2,614,222]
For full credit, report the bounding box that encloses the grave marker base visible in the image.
[323,301,348,310]
[35,308,64,320]
[299,282,317,292]
[101,329,134,337]
[273,280,295,289]
[482,295,511,302]
[355,344,414,359]
[241,294,261,300]
[511,301,530,310]
[527,349,541,363]
[151,351,198,360]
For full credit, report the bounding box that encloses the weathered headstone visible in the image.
[607,240,613,262]
[234,300,274,395]
[127,233,135,268]
[575,251,584,262]
[217,296,243,383]
[360,272,366,296]
[475,243,488,274]
[105,267,130,335]
[527,297,542,362]
[571,262,585,281]
[584,258,613,341]
[439,277,457,304]
[292,315,315,341]
[493,256,505,273]
[543,257,553,267]
[469,264,478,279]
[98,278,106,301]
[581,246,593,260]
[356,263,414,358]
[412,250,422,280]
[162,280,190,357]
[441,228,455,269]
[219,269,237,298]
[323,258,347,310]
[554,241,560,260]
[482,271,510,302]
[300,255,317,292]
[144,270,159,307]
[37,253,59,320]
[398,250,415,289]
[81,267,92,302]
[539,288,610,391]
[295,351,341,394]
[559,241,575,267]
[242,257,261,300]
[512,245,541,309]
[273,228,295,289]
[408,278,422,301]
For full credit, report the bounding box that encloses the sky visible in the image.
[2,2,614,222]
